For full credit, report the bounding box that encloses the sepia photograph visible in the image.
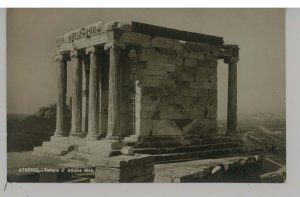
[6,8,286,183]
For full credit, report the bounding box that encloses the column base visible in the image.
[123,135,139,143]
[69,133,84,138]
[106,136,120,142]
[86,134,99,140]
[226,130,238,136]
[82,131,88,136]
[53,131,67,137]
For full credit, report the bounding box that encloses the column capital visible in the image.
[224,57,239,64]
[70,50,85,58]
[53,54,70,62]
[229,57,239,64]
[85,46,97,55]
[104,41,126,51]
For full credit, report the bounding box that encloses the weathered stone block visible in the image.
[182,73,196,82]
[183,42,210,52]
[78,141,123,157]
[160,96,175,104]
[190,52,205,59]
[152,120,182,136]
[141,70,169,80]
[168,56,184,68]
[196,89,210,97]
[142,78,176,88]
[145,63,176,72]
[140,110,155,119]
[137,48,159,63]
[184,58,198,67]
[128,173,155,182]
[138,118,153,136]
[142,86,168,96]
[94,155,154,168]
[95,164,154,182]
[141,95,160,111]
[174,88,197,97]
[160,111,190,120]
[181,81,215,90]
[195,71,210,82]
[42,141,74,152]
[208,89,217,97]
[151,36,183,51]
[121,146,134,155]
[260,166,286,183]
[120,32,151,47]
[120,114,129,136]
[173,96,187,104]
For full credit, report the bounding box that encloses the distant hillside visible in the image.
[7,114,30,120]
[218,112,285,121]
[7,104,71,152]
[239,113,285,122]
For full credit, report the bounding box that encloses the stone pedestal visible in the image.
[94,155,155,182]
[78,140,123,157]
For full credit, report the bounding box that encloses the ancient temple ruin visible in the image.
[34,21,239,161]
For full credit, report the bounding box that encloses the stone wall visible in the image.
[94,155,155,183]
[130,39,218,138]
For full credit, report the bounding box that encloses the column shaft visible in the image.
[227,57,238,131]
[70,51,83,137]
[106,44,121,140]
[82,57,90,134]
[54,55,68,137]
[87,47,100,140]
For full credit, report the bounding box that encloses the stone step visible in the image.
[68,145,258,166]
[133,142,242,155]
[42,141,74,152]
[65,152,109,166]
[63,177,91,183]
[126,136,243,149]
[33,146,68,156]
[149,146,261,163]
[154,155,262,183]
[77,141,123,157]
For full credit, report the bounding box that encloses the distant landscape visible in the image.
[7,104,71,152]
[7,105,286,163]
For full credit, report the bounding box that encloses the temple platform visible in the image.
[32,133,263,165]
[8,151,285,183]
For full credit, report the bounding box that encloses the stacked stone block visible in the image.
[94,155,155,182]
[154,155,263,183]
[130,38,218,138]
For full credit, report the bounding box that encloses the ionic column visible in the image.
[70,50,83,137]
[82,56,90,135]
[86,47,100,140]
[54,54,69,137]
[226,57,239,132]
[104,42,125,141]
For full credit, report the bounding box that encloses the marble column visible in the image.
[54,54,69,137]
[82,56,90,135]
[86,47,100,140]
[226,57,239,132]
[70,50,83,137]
[104,42,125,141]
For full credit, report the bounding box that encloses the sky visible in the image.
[6,8,285,118]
